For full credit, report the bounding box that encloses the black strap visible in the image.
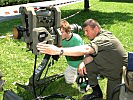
[33,55,38,98]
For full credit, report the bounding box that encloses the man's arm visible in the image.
[78,56,93,75]
[36,43,95,56]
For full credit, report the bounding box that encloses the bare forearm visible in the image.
[60,45,93,56]
[78,56,93,75]
[60,47,86,56]
[37,43,94,56]
[82,56,93,65]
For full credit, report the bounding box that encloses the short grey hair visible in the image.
[83,19,101,29]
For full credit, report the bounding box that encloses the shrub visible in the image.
[0,0,9,6]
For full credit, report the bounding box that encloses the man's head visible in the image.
[60,19,71,40]
[83,19,101,40]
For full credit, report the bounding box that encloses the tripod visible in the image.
[16,54,75,100]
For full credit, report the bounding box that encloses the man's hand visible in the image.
[36,43,60,55]
[78,62,87,76]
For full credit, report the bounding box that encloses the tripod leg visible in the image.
[29,54,51,85]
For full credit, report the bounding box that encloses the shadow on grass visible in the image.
[99,0,133,3]
[0,17,21,36]
[0,8,132,36]
[61,9,133,36]
[62,9,133,26]
[16,77,80,100]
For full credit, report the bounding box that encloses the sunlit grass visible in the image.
[0,0,133,99]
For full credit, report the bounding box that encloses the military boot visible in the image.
[82,84,103,100]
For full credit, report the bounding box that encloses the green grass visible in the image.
[0,0,133,99]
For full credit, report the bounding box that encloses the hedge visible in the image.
[0,0,45,6]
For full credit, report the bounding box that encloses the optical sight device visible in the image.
[13,6,62,55]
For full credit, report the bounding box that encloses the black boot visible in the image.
[82,84,103,100]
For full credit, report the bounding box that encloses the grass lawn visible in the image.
[0,0,133,99]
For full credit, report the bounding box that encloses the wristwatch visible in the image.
[60,49,64,55]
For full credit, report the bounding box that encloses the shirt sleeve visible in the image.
[89,35,113,56]
[73,34,84,46]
